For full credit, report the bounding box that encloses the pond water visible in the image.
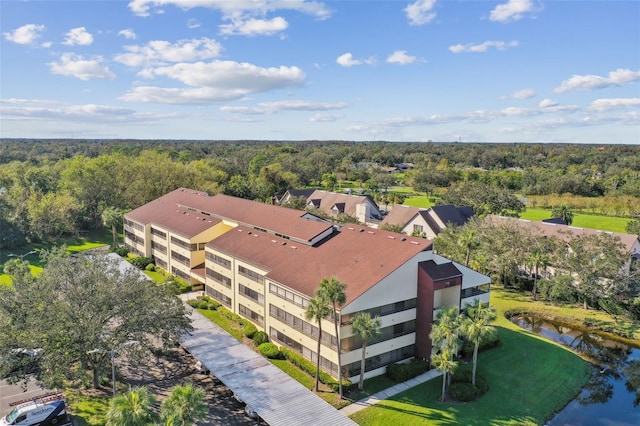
[510,315,640,426]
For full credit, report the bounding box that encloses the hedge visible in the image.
[243,323,258,339]
[461,330,501,357]
[253,331,269,346]
[258,343,282,359]
[280,347,351,392]
[386,358,429,382]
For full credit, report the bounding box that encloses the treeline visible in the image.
[0,140,639,249]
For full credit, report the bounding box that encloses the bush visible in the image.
[449,370,488,401]
[280,347,351,392]
[253,331,269,346]
[114,246,129,257]
[258,343,282,359]
[243,323,258,339]
[217,306,248,326]
[386,359,429,382]
[461,329,501,357]
[129,256,154,270]
[145,263,156,272]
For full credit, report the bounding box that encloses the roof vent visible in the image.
[411,241,420,245]
[291,246,297,249]
[247,231,252,235]
[359,228,364,232]
[282,242,287,246]
[401,237,407,241]
[368,231,375,235]
[347,227,355,231]
[387,235,395,239]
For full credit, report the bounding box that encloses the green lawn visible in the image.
[0,229,112,284]
[403,195,434,209]
[520,208,631,233]
[65,390,109,426]
[197,308,245,341]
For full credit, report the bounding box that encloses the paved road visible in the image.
[0,376,52,415]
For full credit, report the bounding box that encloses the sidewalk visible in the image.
[339,369,443,416]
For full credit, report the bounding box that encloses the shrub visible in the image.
[461,329,501,357]
[217,307,247,326]
[253,331,269,346]
[448,382,483,402]
[243,323,258,339]
[129,256,154,270]
[114,246,129,257]
[386,359,429,382]
[258,343,282,359]
[280,347,351,392]
[145,263,156,272]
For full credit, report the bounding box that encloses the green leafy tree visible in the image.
[305,293,332,391]
[161,383,207,426]
[0,248,193,389]
[317,277,347,398]
[626,219,640,237]
[458,229,479,267]
[106,386,157,426]
[461,300,496,386]
[321,173,337,191]
[440,181,524,217]
[552,204,574,225]
[102,206,124,248]
[527,250,549,301]
[351,312,381,391]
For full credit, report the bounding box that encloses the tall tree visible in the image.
[102,206,123,248]
[551,204,574,225]
[161,383,207,426]
[351,312,381,391]
[461,300,496,386]
[458,229,479,267]
[317,277,347,398]
[431,349,457,402]
[305,293,332,391]
[106,386,157,426]
[430,306,462,390]
[0,248,193,389]
[527,250,549,301]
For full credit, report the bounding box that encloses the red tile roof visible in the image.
[125,188,333,243]
[208,224,432,304]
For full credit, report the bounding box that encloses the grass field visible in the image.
[520,208,631,233]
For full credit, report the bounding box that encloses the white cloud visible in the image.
[539,98,558,108]
[3,24,46,45]
[386,50,416,65]
[502,88,536,99]
[449,40,519,53]
[219,106,266,114]
[501,106,541,117]
[310,113,342,122]
[48,53,116,80]
[404,0,436,26]
[187,19,201,29]
[219,16,288,36]
[63,27,94,45]
[118,29,137,40]
[114,38,222,67]
[41,41,52,48]
[121,60,306,104]
[554,68,640,93]
[589,98,640,112]
[336,53,376,67]
[220,100,347,115]
[489,0,536,23]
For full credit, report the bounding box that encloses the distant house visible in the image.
[304,190,382,223]
[278,188,317,205]
[488,215,640,272]
[382,204,474,239]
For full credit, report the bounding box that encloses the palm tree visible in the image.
[527,250,549,301]
[458,229,479,267]
[462,300,497,386]
[431,349,457,401]
[161,383,207,426]
[430,306,462,388]
[551,204,574,226]
[351,312,381,391]
[305,293,332,391]
[102,206,123,249]
[317,277,347,398]
[106,386,156,426]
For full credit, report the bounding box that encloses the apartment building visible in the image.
[124,188,490,382]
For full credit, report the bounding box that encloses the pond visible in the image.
[510,315,640,426]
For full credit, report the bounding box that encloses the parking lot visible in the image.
[1,348,259,425]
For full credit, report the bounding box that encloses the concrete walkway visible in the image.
[339,369,443,416]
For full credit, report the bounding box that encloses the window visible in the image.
[239,284,264,304]
[239,304,264,326]
[413,224,423,233]
[206,252,231,269]
[341,299,416,324]
[205,286,231,307]
[269,304,337,349]
[151,227,167,239]
[171,250,190,267]
[238,265,264,284]
[269,283,310,308]
[206,268,231,288]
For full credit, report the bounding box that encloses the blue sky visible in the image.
[1,0,639,143]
